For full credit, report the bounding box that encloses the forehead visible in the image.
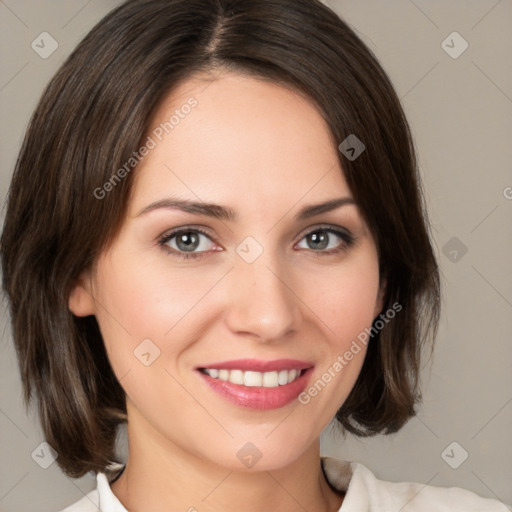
[130,71,352,215]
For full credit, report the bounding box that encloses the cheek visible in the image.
[293,281,377,424]
[303,250,381,346]
[91,255,226,374]
[297,248,380,402]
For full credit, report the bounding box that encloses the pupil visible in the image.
[309,231,328,250]
[177,232,198,252]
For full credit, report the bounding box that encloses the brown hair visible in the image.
[0,0,440,477]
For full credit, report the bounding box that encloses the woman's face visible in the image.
[70,71,384,471]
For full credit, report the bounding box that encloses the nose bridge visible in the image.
[225,240,301,341]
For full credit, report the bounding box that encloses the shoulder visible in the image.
[353,463,510,512]
[322,456,511,512]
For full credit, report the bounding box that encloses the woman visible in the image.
[1,0,509,510]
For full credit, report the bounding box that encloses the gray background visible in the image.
[0,1,511,511]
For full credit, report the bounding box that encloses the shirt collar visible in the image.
[321,456,368,511]
[97,463,128,512]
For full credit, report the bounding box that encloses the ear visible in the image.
[68,271,96,317]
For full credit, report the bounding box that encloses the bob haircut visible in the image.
[1,0,440,478]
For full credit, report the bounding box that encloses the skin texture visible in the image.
[69,71,385,512]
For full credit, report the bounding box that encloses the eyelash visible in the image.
[157,225,356,260]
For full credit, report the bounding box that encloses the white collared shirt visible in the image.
[60,456,511,511]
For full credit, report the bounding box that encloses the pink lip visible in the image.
[197,358,313,372]
[196,359,314,410]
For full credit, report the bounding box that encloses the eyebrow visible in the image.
[135,196,355,222]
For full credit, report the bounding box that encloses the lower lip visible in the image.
[197,369,313,410]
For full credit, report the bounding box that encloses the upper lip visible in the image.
[197,358,314,372]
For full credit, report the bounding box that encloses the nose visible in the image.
[224,249,303,343]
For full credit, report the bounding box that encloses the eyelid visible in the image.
[298,222,352,239]
[158,223,215,237]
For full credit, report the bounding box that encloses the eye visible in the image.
[296,226,355,254]
[158,227,217,259]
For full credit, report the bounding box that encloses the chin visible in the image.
[194,431,316,474]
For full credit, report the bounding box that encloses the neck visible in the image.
[111,416,344,512]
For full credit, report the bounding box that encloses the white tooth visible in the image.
[204,368,301,386]
[229,369,244,385]
[287,369,298,383]
[262,371,279,388]
[218,369,229,381]
[278,370,289,385]
[244,371,262,387]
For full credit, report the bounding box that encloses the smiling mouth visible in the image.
[196,359,314,410]
[198,368,307,387]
